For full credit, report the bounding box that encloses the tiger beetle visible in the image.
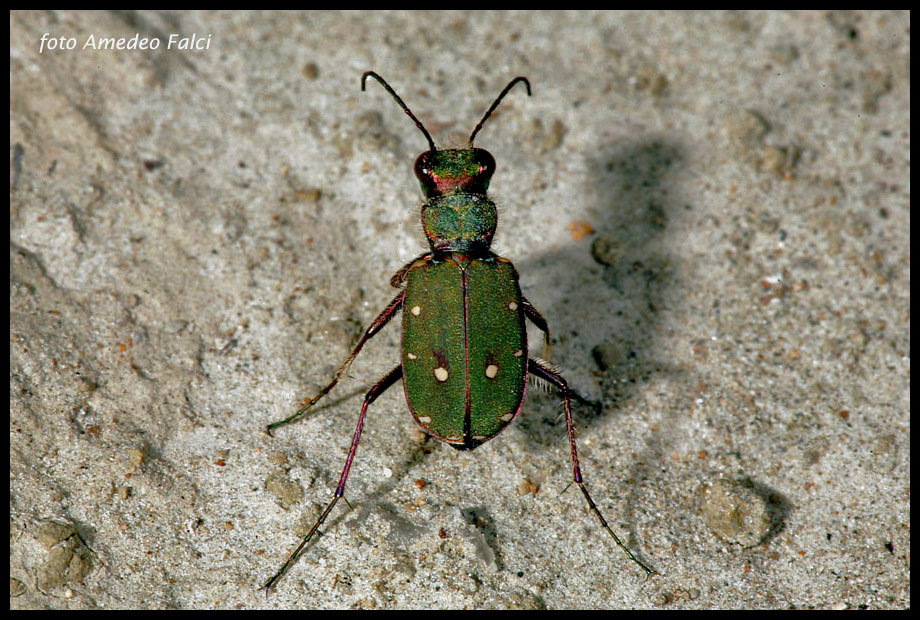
[262,71,654,591]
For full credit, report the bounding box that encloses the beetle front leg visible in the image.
[528,358,654,578]
[390,252,431,288]
[264,365,404,591]
[267,290,405,434]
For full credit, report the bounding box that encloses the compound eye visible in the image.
[414,152,435,182]
[476,149,496,175]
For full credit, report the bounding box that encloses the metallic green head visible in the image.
[414,148,495,198]
[361,72,531,255]
[415,149,498,253]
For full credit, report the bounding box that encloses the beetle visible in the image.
[262,72,653,590]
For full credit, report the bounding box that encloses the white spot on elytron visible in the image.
[513,349,523,357]
[485,364,499,379]
[417,415,432,424]
[473,435,488,442]
[508,301,518,311]
[499,412,514,422]
[411,305,421,316]
[407,352,418,360]
[444,435,464,443]
[434,367,449,382]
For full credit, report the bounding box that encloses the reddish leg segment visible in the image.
[522,296,552,358]
[263,365,404,591]
[267,290,405,434]
[528,358,654,577]
[390,251,431,288]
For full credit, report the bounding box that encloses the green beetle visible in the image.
[263,72,653,590]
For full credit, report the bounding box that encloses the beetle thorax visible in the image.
[421,194,497,253]
[415,148,498,254]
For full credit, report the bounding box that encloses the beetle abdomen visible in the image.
[402,258,467,444]
[402,255,527,449]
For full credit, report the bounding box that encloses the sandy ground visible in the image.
[10,10,909,609]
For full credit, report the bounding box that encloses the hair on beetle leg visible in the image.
[528,372,554,394]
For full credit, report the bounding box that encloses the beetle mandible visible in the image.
[263,72,654,590]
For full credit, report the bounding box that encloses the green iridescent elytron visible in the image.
[262,72,654,591]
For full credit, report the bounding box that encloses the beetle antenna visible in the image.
[468,77,531,147]
[362,71,436,152]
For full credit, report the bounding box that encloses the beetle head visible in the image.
[414,148,495,199]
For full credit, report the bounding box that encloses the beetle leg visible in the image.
[267,290,405,434]
[529,356,600,412]
[264,365,403,591]
[390,252,431,288]
[521,297,552,360]
[528,358,654,578]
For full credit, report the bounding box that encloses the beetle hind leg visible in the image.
[528,357,601,412]
[263,365,403,591]
[528,358,654,578]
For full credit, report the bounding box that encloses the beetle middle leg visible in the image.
[528,358,654,577]
[266,290,405,434]
[522,296,552,359]
[521,300,597,410]
[263,365,404,591]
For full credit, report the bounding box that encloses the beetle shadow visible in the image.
[510,136,686,458]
